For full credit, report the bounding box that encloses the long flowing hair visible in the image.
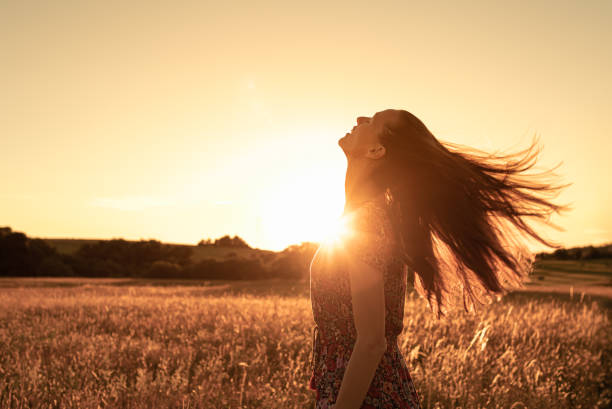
[369,110,570,317]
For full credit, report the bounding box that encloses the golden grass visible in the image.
[0,282,610,408]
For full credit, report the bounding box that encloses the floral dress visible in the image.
[309,200,421,409]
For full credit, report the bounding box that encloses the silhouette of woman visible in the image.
[308,109,568,408]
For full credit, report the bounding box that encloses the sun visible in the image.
[319,212,355,247]
[257,168,348,251]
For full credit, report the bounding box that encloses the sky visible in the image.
[1,0,611,252]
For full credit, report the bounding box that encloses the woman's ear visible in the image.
[366,143,386,160]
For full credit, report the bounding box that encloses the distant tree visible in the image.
[213,235,251,248]
[0,226,12,237]
[538,242,612,260]
[579,246,598,260]
[552,248,569,260]
[73,238,193,277]
[181,256,268,280]
[230,235,251,248]
[0,231,33,276]
[567,248,582,260]
[37,256,74,276]
[197,238,214,246]
[198,235,251,248]
[270,242,319,279]
[145,260,182,278]
[0,228,62,276]
[259,253,276,264]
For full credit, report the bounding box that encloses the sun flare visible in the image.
[319,213,355,247]
[257,167,348,251]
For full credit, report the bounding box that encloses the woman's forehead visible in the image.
[372,109,405,127]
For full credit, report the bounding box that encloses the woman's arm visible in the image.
[333,248,387,409]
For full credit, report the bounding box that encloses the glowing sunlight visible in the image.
[257,168,346,251]
[319,212,355,248]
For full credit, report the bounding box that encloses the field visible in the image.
[0,261,610,408]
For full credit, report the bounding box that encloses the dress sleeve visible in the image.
[342,202,394,272]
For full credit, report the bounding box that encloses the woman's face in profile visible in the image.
[338,115,381,158]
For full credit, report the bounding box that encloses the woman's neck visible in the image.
[344,159,386,213]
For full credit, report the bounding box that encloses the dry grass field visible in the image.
[0,261,610,408]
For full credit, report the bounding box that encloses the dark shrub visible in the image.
[145,260,182,278]
[36,256,74,276]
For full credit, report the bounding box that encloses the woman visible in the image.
[308,109,568,408]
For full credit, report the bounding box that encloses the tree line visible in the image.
[197,235,251,248]
[535,243,612,260]
[2,225,608,281]
[0,226,318,281]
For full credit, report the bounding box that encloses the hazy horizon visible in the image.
[2,0,611,252]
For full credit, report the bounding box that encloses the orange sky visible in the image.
[1,1,611,251]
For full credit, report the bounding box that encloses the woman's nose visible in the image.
[356,116,371,125]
